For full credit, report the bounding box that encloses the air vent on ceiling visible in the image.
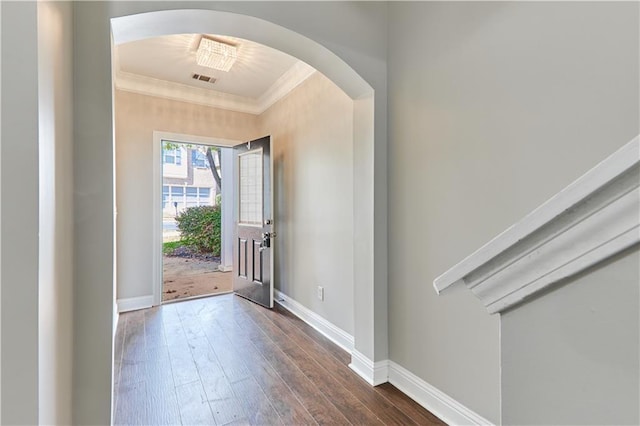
[192,73,217,84]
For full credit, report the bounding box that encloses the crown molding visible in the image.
[114,61,315,115]
[256,61,316,111]
[434,136,640,314]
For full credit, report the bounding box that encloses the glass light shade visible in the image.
[196,38,238,72]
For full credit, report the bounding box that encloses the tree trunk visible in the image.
[206,147,222,192]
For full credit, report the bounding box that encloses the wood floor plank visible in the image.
[164,307,201,387]
[144,307,168,349]
[253,302,420,425]
[176,300,207,340]
[114,380,149,426]
[274,303,352,365]
[175,381,216,425]
[213,312,318,425]
[202,324,253,384]
[230,376,284,426]
[228,308,351,425]
[376,383,446,425]
[188,335,248,425]
[144,345,182,426]
[114,294,446,426]
[238,299,386,425]
[232,307,372,424]
[119,311,147,387]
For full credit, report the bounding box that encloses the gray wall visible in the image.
[387,2,639,422]
[1,2,39,424]
[502,245,640,425]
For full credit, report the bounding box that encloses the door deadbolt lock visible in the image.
[260,232,276,250]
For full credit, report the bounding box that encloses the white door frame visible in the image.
[152,131,241,306]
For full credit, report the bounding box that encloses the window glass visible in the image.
[239,150,263,225]
[191,150,208,168]
[163,147,182,165]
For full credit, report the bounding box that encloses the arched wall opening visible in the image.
[71,6,386,424]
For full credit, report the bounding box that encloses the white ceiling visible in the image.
[114,34,315,114]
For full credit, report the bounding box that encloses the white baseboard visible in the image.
[273,290,491,425]
[388,361,493,425]
[348,349,389,386]
[117,295,153,313]
[218,264,233,272]
[274,289,354,353]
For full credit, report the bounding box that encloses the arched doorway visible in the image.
[74,5,387,423]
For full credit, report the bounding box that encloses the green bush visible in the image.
[175,205,221,255]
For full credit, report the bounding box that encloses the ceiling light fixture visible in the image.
[196,37,238,72]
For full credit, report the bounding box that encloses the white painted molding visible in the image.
[255,61,316,112]
[434,136,640,314]
[348,350,389,386]
[117,295,153,313]
[274,289,354,353]
[114,61,315,115]
[388,361,493,425]
[218,265,233,272]
[275,290,492,425]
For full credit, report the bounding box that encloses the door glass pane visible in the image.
[239,150,263,225]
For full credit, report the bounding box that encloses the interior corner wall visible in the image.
[258,72,355,335]
[387,2,639,423]
[37,1,74,425]
[115,90,259,302]
[1,2,40,424]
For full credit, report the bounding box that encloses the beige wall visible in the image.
[37,2,74,424]
[115,90,259,300]
[259,72,355,334]
[388,2,639,423]
[116,71,355,334]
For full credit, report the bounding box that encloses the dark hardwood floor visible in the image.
[113,294,445,425]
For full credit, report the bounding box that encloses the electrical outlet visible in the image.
[317,286,324,301]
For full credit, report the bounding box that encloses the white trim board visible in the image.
[348,350,389,386]
[274,290,492,425]
[388,362,494,425]
[274,289,354,354]
[434,136,640,314]
[117,295,153,313]
[115,61,316,115]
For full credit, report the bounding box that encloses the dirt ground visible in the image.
[163,256,232,301]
